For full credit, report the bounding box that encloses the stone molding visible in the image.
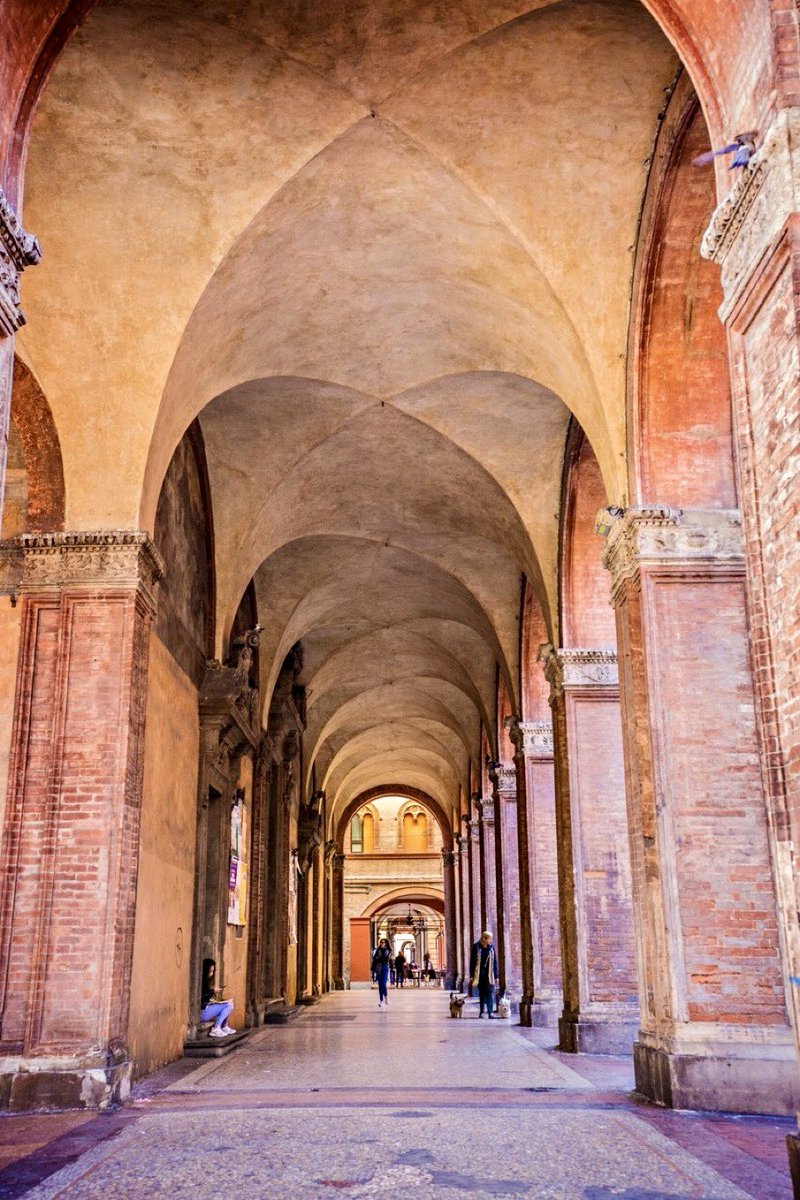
[0,530,164,612]
[700,108,800,318]
[601,507,744,607]
[518,720,554,759]
[541,646,618,698]
[0,187,41,337]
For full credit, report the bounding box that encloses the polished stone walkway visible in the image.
[0,989,793,1199]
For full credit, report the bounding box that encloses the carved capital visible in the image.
[441,849,456,869]
[478,796,495,823]
[455,834,468,854]
[518,720,554,759]
[0,187,41,337]
[467,819,480,843]
[602,507,744,607]
[493,763,517,798]
[700,110,800,318]
[0,530,164,612]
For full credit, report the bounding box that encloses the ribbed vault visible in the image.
[18,0,680,842]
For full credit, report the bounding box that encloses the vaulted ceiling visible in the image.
[17,0,680,827]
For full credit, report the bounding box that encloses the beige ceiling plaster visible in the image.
[309,680,482,788]
[323,724,466,798]
[204,396,530,676]
[245,536,512,707]
[383,0,679,482]
[332,749,458,816]
[147,115,600,522]
[19,0,365,527]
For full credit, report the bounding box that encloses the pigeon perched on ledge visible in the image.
[693,131,758,170]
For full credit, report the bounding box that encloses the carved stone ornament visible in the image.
[493,763,517,798]
[518,720,554,758]
[478,796,495,822]
[324,839,338,868]
[559,648,618,689]
[0,186,41,337]
[601,507,744,607]
[441,848,456,869]
[0,530,164,610]
[467,819,480,842]
[700,110,800,317]
[455,834,468,854]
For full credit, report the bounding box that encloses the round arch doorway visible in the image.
[350,892,445,984]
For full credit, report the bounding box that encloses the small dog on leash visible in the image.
[449,992,466,1018]
[496,994,511,1020]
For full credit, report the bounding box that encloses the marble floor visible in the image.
[0,989,793,1199]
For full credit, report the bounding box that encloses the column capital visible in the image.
[1,530,165,614]
[539,644,618,700]
[518,720,554,759]
[455,834,468,853]
[477,795,495,823]
[601,507,744,607]
[492,763,517,799]
[467,819,480,843]
[441,848,456,868]
[700,109,799,319]
[0,187,41,337]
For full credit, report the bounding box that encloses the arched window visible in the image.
[402,809,428,853]
[350,813,363,854]
[362,811,375,852]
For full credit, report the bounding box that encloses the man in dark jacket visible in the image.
[394,950,406,987]
[469,931,499,1018]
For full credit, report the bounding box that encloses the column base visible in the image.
[559,1011,637,1055]
[333,977,346,990]
[532,995,561,1027]
[634,1039,799,1116]
[787,1132,800,1200]
[0,1051,132,1112]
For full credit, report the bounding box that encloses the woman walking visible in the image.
[372,938,392,1008]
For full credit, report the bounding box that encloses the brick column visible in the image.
[330,850,345,990]
[700,117,800,1146]
[603,506,798,1114]
[507,720,536,1026]
[478,796,498,944]
[542,647,638,1055]
[455,834,469,990]
[0,531,162,1110]
[442,849,458,989]
[0,187,40,521]
[518,720,562,1026]
[467,818,481,976]
[491,764,522,1001]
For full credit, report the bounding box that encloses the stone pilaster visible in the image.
[441,849,458,989]
[542,646,638,1055]
[0,532,162,1109]
[517,719,562,1027]
[603,506,798,1115]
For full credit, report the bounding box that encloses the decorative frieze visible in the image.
[0,530,164,612]
[540,645,618,699]
[0,186,41,337]
[601,507,744,607]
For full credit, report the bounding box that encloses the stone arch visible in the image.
[335,786,454,851]
[5,355,65,534]
[628,77,736,509]
[360,887,445,919]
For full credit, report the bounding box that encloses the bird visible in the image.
[693,131,758,170]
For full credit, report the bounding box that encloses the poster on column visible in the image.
[228,794,249,925]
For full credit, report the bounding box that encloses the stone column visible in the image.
[491,763,522,1001]
[0,188,40,522]
[330,850,345,990]
[456,834,470,990]
[518,720,562,1026]
[603,506,798,1115]
[478,796,498,944]
[442,849,458,989]
[0,531,162,1110]
[542,646,638,1055]
[507,720,536,1027]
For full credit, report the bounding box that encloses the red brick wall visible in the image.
[525,756,562,996]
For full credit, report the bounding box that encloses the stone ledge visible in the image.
[0,1058,131,1112]
[634,1040,799,1116]
[183,1028,253,1058]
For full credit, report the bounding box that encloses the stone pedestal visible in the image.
[603,506,799,1114]
[519,721,562,1028]
[543,648,638,1055]
[0,531,162,1109]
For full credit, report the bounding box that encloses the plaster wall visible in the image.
[222,754,253,1030]
[128,631,198,1078]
